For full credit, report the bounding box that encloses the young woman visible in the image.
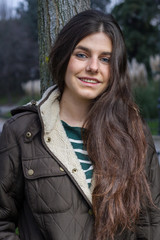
[0,9,160,240]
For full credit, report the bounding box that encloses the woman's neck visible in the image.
[59,93,91,127]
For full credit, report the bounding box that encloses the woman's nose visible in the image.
[86,58,99,73]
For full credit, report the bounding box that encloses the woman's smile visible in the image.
[78,77,100,84]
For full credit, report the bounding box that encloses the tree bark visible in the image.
[38,0,91,93]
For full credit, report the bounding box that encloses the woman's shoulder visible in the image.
[11,100,38,118]
[1,102,40,140]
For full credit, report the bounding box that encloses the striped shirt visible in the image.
[62,121,93,188]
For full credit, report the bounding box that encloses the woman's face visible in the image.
[63,32,112,103]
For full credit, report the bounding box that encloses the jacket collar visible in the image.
[37,86,93,205]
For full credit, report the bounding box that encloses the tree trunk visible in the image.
[38,0,91,93]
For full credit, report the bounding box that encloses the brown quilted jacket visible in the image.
[0,87,160,240]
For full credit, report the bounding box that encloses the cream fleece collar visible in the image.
[37,86,94,204]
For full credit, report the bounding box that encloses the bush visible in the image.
[133,81,159,119]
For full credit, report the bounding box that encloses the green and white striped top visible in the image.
[62,121,93,188]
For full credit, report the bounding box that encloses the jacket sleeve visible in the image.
[136,125,160,240]
[0,119,23,239]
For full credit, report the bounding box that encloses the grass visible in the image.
[0,94,40,106]
[17,94,40,106]
[0,94,40,119]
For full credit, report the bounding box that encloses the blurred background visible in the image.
[0,0,160,138]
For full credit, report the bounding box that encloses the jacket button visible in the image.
[26,132,32,138]
[88,209,93,215]
[46,137,51,142]
[60,167,64,172]
[31,99,37,105]
[72,168,77,173]
[28,169,34,176]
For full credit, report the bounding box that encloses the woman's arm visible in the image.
[0,120,24,239]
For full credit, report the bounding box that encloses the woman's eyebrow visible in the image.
[75,45,90,52]
[75,45,112,55]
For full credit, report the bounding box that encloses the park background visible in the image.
[0,0,159,139]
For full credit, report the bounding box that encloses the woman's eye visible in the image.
[76,53,87,59]
[100,57,110,64]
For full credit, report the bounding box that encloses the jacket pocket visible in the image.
[22,157,72,214]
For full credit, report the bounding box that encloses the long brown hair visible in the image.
[49,10,152,240]
[84,75,152,239]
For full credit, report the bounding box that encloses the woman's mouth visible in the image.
[78,77,100,84]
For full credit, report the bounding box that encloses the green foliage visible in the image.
[133,81,159,119]
[15,227,19,235]
[111,0,159,70]
[147,119,158,135]
[133,79,159,135]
